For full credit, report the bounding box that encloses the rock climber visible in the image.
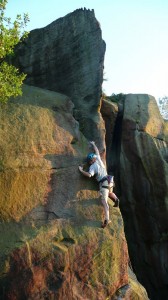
[78,141,119,228]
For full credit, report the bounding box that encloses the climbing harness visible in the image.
[99,175,114,186]
[101,185,109,189]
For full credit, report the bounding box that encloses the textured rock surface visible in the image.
[0,86,148,299]
[14,8,106,151]
[118,94,168,300]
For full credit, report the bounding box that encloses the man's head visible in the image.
[87,153,97,165]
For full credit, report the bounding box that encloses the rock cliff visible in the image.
[2,7,164,299]
[0,85,148,299]
[14,8,106,152]
[108,94,168,300]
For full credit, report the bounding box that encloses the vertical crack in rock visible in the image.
[101,97,125,196]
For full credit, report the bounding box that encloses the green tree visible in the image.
[0,0,29,103]
[106,93,125,103]
[158,96,168,120]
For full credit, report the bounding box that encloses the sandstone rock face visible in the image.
[0,86,148,299]
[14,8,106,151]
[118,94,168,300]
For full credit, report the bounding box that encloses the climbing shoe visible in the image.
[101,219,111,229]
[113,198,119,207]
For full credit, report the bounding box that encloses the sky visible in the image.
[5,0,168,100]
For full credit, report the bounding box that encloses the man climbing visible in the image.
[78,141,119,228]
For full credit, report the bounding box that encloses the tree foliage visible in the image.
[0,0,29,103]
[158,96,168,120]
[105,93,125,103]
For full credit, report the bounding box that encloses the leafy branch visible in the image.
[0,0,29,103]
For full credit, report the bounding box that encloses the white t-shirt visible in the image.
[88,154,107,182]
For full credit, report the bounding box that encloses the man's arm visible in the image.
[78,166,92,178]
[90,141,99,156]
